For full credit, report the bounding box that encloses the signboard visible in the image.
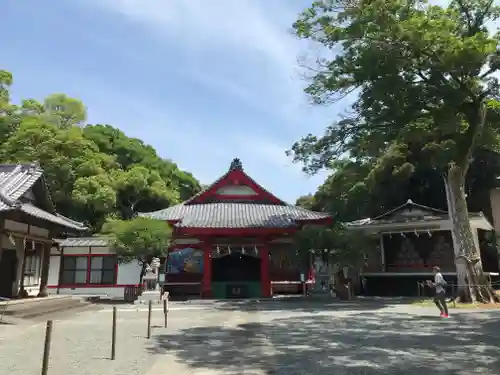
[300,273,305,282]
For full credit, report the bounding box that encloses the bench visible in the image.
[0,297,10,322]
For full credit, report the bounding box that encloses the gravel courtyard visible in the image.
[1,299,499,375]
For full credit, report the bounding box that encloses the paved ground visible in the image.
[1,299,499,374]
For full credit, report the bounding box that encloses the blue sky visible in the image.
[2,0,344,204]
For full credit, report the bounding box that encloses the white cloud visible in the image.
[86,0,299,71]
[70,0,331,200]
[80,0,312,122]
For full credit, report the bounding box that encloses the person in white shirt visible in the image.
[427,266,449,318]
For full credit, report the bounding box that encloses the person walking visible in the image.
[427,266,449,318]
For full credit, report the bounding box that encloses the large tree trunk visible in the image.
[445,165,499,303]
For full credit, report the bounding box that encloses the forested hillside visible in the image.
[0,70,201,231]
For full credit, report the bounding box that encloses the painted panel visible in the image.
[215,185,258,196]
[383,230,455,272]
[167,247,204,274]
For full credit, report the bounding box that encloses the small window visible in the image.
[60,256,88,285]
[89,256,117,285]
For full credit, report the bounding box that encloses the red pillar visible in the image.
[201,243,212,298]
[260,243,271,298]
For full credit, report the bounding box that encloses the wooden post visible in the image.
[111,307,117,360]
[163,298,168,328]
[147,300,152,339]
[38,242,51,297]
[41,320,53,375]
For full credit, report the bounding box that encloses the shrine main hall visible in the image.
[139,158,331,299]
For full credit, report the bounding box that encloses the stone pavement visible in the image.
[0,299,499,374]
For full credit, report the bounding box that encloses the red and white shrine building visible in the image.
[141,158,332,299]
[48,158,332,300]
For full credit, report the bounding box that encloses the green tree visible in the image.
[43,93,87,128]
[0,118,114,214]
[83,124,202,201]
[113,166,180,219]
[0,70,21,145]
[291,0,500,302]
[101,217,172,282]
[0,71,202,231]
[295,194,316,209]
[294,224,373,299]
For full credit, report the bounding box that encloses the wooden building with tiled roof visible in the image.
[140,158,332,299]
[0,164,86,298]
[346,199,498,296]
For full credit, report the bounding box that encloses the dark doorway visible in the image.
[0,249,18,298]
[211,253,261,298]
[212,253,261,282]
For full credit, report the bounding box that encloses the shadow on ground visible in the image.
[196,297,398,313]
[149,303,500,375]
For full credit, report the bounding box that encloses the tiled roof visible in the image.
[0,164,44,210]
[21,204,87,231]
[345,199,491,229]
[346,211,489,227]
[372,199,447,220]
[0,164,86,231]
[56,237,110,247]
[139,203,331,228]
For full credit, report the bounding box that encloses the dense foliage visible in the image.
[101,217,172,280]
[291,0,500,302]
[0,70,201,231]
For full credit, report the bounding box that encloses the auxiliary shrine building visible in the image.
[140,158,332,299]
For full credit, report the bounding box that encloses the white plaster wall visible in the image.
[90,246,112,254]
[62,246,90,255]
[117,262,142,285]
[48,255,61,287]
[47,260,141,300]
